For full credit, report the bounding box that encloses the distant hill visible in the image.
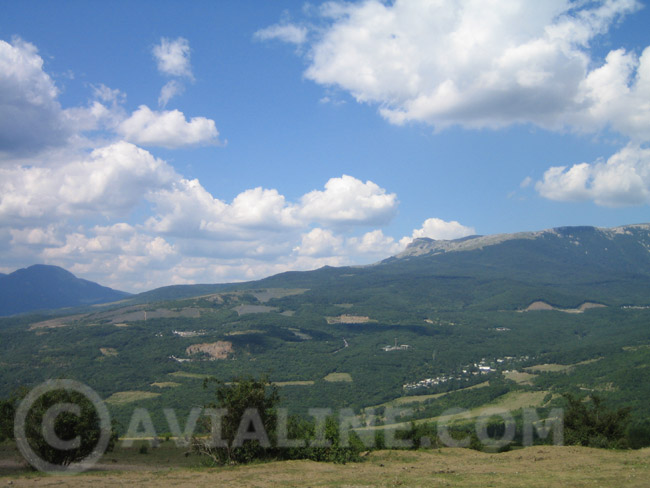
[235,223,650,311]
[0,265,130,316]
[2,224,650,433]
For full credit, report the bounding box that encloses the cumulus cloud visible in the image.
[147,174,396,242]
[254,24,308,45]
[118,105,220,148]
[0,38,71,157]
[261,0,645,135]
[410,218,476,241]
[294,228,343,256]
[575,46,650,140]
[146,180,301,241]
[152,37,193,79]
[0,141,177,222]
[299,175,398,226]
[347,229,402,256]
[536,144,650,206]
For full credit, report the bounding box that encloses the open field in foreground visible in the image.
[1,446,648,487]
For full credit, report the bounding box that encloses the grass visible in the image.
[525,358,602,373]
[272,381,315,386]
[105,391,161,405]
[150,382,181,388]
[169,371,211,379]
[360,390,550,432]
[503,371,537,385]
[323,373,353,383]
[365,381,490,411]
[1,444,648,487]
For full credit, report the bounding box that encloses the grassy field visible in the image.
[1,443,648,487]
[105,391,161,405]
[359,390,550,432]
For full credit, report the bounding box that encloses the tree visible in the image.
[21,388,117,467]
[563,393,631,448]
[195,375,280,465]
[0,398,15,442]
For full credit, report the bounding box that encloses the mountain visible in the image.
[1,224,650,434]
[240,223,650,312]
[0,264,131,316]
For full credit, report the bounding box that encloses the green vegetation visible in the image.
[1,225,650,460]
[195,376,281,465]
[563,393,631,448]
[20,387,118,467]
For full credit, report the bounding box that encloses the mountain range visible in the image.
[1,223,650,432]
[2,223,650,316]
[0,264,130,316]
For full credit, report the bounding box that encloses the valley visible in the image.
[1,224,650,472]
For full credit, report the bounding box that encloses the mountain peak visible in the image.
[0,264,130,316]
[397,224,650,259]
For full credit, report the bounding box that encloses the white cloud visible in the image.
[347,229,402,256]
[294,228,343,256]
[299,175,398,226]
[0,38,71,157]
[263,0,645,135]
[147,180,300,240]
[410,218,476,241]
[536,144,650,207]
[158,80,184,108]
[148,174,397,240]
[254,24,308,45]
[575,46,650,140]
[10,225,62,247]
[152,37,193,79]
[118,105,220,148]
[0,141,177,222]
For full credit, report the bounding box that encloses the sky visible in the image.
[1,0,650,292]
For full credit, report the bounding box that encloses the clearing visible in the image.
[186,341,234,360]
[522,301,607,313]
[105,391,161,405]
[323,372,353,383]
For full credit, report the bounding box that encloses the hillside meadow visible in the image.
[1,444,649,487]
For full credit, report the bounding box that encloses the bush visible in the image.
[626,420,650,449]
[563,393,631,449]
[193,375,363,465]
[194,375,280,465]
[21,388,118,467]
[281,415,364,464]
[0,398,15,442]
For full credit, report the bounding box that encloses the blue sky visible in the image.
[1,0,650,291]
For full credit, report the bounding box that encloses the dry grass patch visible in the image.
[150,382,181,388]
[169,371,211,379]
[272,381,315,386]
[4,446,649,487]
[504,370,536,385]
[28,314,86,330]
[526,357,602,373]
[99,347,118,357]
[226,329,265,336]
[368,382,490,410]
[323,372,353,383]
[326,314,373,324]
[186,341,234,360]
[105,391,161,405]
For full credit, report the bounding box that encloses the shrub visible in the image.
[563,393,631,449]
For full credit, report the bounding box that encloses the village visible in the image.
[403,355,531,390]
